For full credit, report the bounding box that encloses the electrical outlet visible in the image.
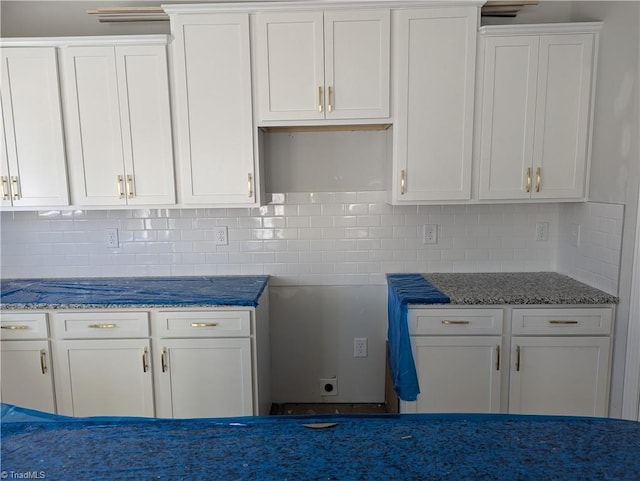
[214,226,228,246]
[104,228,119,248]
[354,338,368,358]
[423,224,438,245]
[535,222,549,242]
[320,378,338,396]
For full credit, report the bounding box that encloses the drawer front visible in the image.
[155,310,251,338]
[52,312,150,339]
[511,307,613,335]
[0,312,48,340]
[408,308,503,335]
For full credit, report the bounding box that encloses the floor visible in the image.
[270,403,387,415]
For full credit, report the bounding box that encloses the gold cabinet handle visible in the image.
[1,325,29,330]
[88,323,116,329]
[535,167,541,192]
[549,320,579,325]
[142,347,149,373]
[400,170,406,195]
[247,173,253,198]
[328,86,333,112]
[161,347,168,373]
[1,176,9,200]
[40,349,48,374]
[496,345,500,371]
[190,322,219,328]
[515,345,521,372]
[318,86,323,113]
[441,320,470,325]
[117,175,124,199]
[126,175,134,198]
[526,168,531,193]
[10,176,19,200]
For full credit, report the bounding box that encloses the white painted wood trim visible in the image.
[0,35,170,48]
[479,22,603,36]
[163,0,485,15]
[622,186,640,420]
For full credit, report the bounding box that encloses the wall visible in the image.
[0,0,637,406]
[567,1,640,417]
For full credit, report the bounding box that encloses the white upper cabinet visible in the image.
[0,47,69,207]
[167,12,258,205]
[255,9,390,123]
[390,7,477,203]
[478,24,600,201]
[60,39,175,206]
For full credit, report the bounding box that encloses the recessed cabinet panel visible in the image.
[55,339,154,417]
[408,336,502,413]
[0,47,69,207]
[157,338,253,418]
[392,7,476,202]
[172,15,257,205]
[0,340,56,413]
[478,37,538,200]
[509,336,610,416]
[533,34,593,199]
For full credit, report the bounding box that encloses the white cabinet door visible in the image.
[255,9,390,122]
[154,338,253,418]
[478,36,538,200]
[509,336,610,417]
[406,336,502,413]
[61,44,174,206]
[256,11,325,121]
[54,339,154,417]
[0,340,56,413]
[532,34,593,199]
[171,14,257,205]
[0,47,68,207]
[478,30,596,201]
[391,7,477,202]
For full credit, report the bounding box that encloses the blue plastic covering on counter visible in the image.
[0,276,268,308]
[387,274,450,401]
[3,403,640,480]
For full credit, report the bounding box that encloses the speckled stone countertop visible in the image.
[0,276,269,310]
[422,272,618,305]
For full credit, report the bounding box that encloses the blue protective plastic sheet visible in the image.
[387,274,450,401]
[3,403,640,481]
[0,276,268,308]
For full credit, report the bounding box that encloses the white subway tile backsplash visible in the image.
[2,192,567,286]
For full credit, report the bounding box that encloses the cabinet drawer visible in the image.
[155,310,251,338]
[52,312,150,339]
[408,308,503,335]
[0,312,48,340]
[511,308,613,335]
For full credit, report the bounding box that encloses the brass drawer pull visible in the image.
[161,347,168,373]
[1,176,9,200]
[10,176,20,200]
[88,323,116,329]
[40,349,48,374]
[526,167,532,193]
[190,322,219,328]
[1,325,29,330]
[400,170,406,195]
[549,320,579,325]
[126,175,134,198]
[142,347,149,373]
[318,86,323,113]
[536,167,541,192]
[441,320,470,325]
[328,86,333,112]
[117,175,124,198]
[247,173,253,198]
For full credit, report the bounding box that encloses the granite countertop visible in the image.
[0,276,269,310]
[422,272,618,305]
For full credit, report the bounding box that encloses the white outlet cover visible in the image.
[423,224,438,245]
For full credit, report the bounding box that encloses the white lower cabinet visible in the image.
[0,312,56,413]
[402,308,503,414]
[508,307,612,417]
[51,311,154,417]
[153,308,268,418]
[403,305,614,416]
